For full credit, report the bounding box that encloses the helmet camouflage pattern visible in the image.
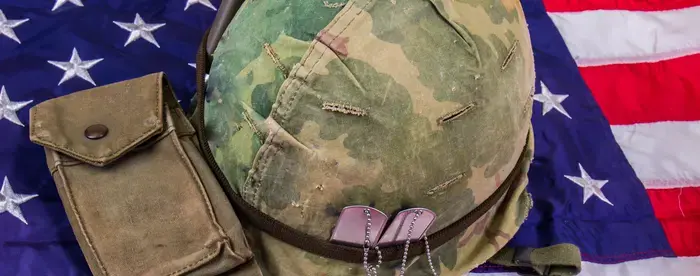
[203,0,535,274]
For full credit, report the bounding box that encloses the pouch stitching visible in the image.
[178,132,197,138]
[130,126,175,154]
[50,161,82,175]
[165,240,227,276]
[52,119,236,276]
[171,107,196,136]
[29,74,164,166]
[167,116,229,241]
[49,156,83,175]
[166,116,251,274]
[53,152,109,275]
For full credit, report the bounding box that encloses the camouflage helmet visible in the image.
[202,0,535,275]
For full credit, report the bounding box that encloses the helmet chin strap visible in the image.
[205,0,247,56]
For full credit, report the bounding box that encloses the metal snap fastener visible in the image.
[85,124,108,140]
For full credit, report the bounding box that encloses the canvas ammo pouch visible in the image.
[28,72,261,276]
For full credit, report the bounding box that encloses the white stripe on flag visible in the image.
[548,6,700,67]
[611,121,700,189]
[468,256,700,276]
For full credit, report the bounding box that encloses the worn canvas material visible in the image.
[203,0,535,274]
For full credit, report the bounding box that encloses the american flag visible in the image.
[0,0,697,275]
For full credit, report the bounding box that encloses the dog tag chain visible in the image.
[398,209,438,276]
[363,208,382,276]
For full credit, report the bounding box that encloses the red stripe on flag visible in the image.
[543,0,700,12]
[647,187,700,218]
[647,187,700,256]
[579,54,700,125]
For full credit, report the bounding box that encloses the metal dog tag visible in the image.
[330,205,389,246]
[377,208,436,246]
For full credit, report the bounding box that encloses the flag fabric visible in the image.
[0,1,697,275]
[473,0,700,275]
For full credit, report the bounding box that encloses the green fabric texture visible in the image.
[204,0,343,196]
[489,244,582,276]
[204,0,541,274]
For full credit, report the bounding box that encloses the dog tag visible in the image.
[330,206,389,246]
[377,208,436,246]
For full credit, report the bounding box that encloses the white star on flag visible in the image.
[565,163,614,206]
[47,48,104,86]
[185,0,218,11]
[113,14,166,48]
[0,10,29,44]
[52,0,84,12]
[0,86,33,127]
[0,176,38,225]
[533,82,571,119]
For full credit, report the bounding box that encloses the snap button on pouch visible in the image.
[84,124,108,140]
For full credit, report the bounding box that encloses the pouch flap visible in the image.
[29,72,171,167]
